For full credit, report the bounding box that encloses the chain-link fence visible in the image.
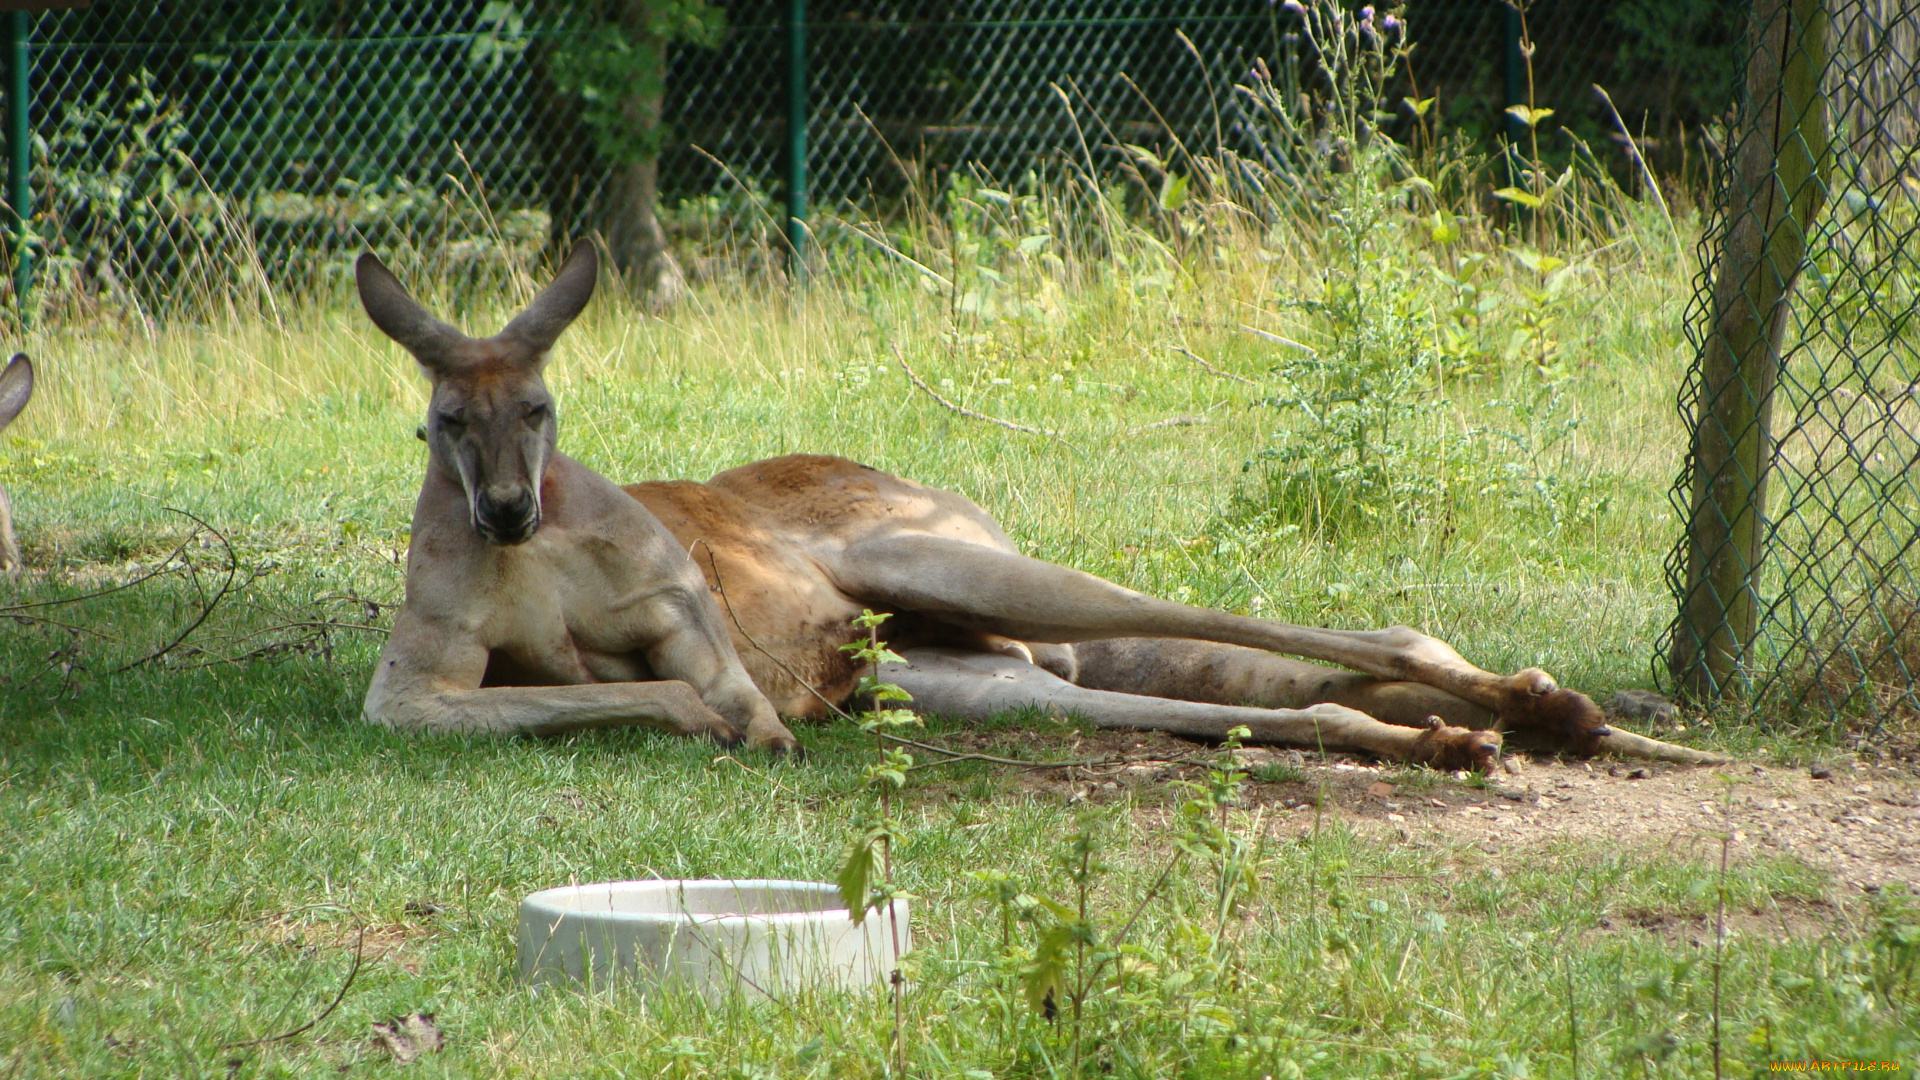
[1665,0,1918,735]
[3,1,1737,314]
[11,3,595,311]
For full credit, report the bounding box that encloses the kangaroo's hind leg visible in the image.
[885,647,1501,771]
[834,534,1592,747]
[1069,638,1494,729]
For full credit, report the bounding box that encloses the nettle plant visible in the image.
[1236,2,1450,533]
[835,610,920,1075]
[1225,0,1626,541]
[966,728,1268,1076]
[938,175,1065,323]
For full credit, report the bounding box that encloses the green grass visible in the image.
[3,175,1915,1076]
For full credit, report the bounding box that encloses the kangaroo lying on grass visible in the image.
[357,245,1718,769]
[0,354,33,574]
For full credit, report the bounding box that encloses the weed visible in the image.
[834,609,920,1075]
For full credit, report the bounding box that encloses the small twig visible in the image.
[222,927,365,1050]
[880,731,1201,773]
[712,754,803,798]
[893,348,1065,440]
[1170,344,1256,385]
[0,534,199,613]
[845,224,954,291]
[115,510,242,674]
[218,620,391,644]
[3,612,130,644]
[695,540,858,726]
[1238,324,1319,355]
[185,620,392,669]
[1127,414,1210,435]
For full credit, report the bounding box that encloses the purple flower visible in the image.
[1361,5,1375,19]
[1281,0,1306,14]
[1383,13,1403,32]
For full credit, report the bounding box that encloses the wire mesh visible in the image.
[17,3,589,310]
[1,0,1741,315]
[1664,0,1919,735]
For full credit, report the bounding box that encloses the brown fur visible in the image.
[0,354,32,574]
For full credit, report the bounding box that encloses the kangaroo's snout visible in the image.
[475,485,540,546]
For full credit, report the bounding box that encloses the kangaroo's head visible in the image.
[356,245,597,546]
[0,353,33,573]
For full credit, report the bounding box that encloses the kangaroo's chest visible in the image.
[469,535,668,687]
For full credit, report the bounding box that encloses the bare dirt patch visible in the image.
[927,725,1920,894]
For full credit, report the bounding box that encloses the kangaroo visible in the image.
[357,245,1718,768]
[0,354,33,574]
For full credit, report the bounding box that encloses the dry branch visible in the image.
[893,349,1063,438]
[1170,343,1256,385]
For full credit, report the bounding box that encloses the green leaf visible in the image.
[1023,924,1074,1014]
[865,766,907,789]
[1158,173,1190,212]
[856,678,913,701]
[1034,897,1076,922]
[1492,187,1544,209]
[1016,232,1053,255]
[1404,95,1435,117]
[894,947,924,982]
[1508,248,1565,274]
[851,609,892,630]
[1193,1004,1239,1033]
[1505,105,1554,128]
[1429,213,1461,244]
[858,709,919,732]
[837,839,876,924]
[1120,143,1165,171]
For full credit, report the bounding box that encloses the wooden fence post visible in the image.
[1671,0,1833,698]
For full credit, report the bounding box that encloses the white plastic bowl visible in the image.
[517,879,908,997]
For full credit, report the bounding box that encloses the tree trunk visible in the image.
[600,1,687,306]
[1670,0,1831,698]
[602,154,686,306]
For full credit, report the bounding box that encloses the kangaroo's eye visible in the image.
[525,403,551,425]
[436,411,466,430]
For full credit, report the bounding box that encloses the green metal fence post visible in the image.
[1501,2,1525,146]
[5,11,30,321]
[783,0,808,279]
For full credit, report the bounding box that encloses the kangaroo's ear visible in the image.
[0,354,31,431]
[356,253,468,366]
[498,243,598,358]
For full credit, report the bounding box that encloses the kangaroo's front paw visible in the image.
[744,715,804,759]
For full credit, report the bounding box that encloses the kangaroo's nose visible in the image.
[475,487,539,544]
